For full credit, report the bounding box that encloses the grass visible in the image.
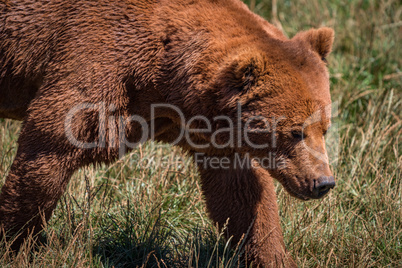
[1,0,401,267]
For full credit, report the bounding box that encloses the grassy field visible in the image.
[1,0,401,267]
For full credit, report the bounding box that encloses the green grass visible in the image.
[1,0,401,267]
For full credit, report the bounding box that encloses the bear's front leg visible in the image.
[0,151,76,250]
[0,113,87,250]
[0,87,107,250]
[197,155,296,267]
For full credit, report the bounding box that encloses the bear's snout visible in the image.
[312,176,335,198]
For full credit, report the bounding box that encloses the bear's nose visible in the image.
[313,176,335,198]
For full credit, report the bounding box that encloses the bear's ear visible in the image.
[295,27,335,60]
[237,60,259,93]
[227,57,262,94]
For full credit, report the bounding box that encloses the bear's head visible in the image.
[207,27,336,200]
[156,26,335,200]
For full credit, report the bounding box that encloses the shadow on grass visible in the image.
[92,208,246,268]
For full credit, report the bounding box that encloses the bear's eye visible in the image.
[291,130,304,140]
[321,57,328,64]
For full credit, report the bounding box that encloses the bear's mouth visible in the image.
[281,178,311,201]
[282,176,334,200]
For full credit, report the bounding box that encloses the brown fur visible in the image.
[0,0,335,266]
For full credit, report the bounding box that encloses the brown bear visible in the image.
[0,0,335,266]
